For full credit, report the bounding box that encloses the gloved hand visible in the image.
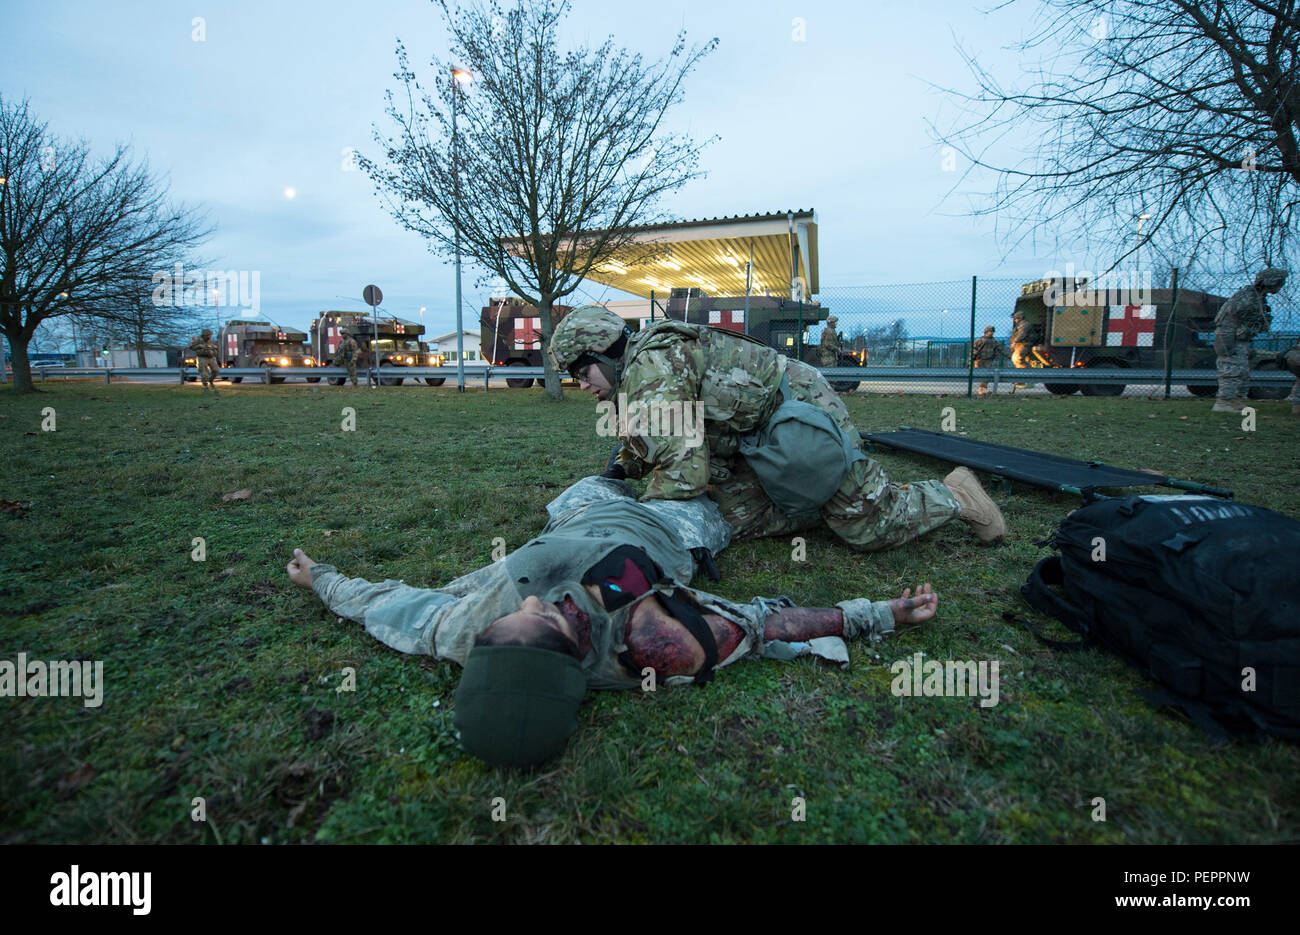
[601,444,626,480]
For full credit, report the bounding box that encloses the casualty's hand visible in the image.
[287,548,318,589]
[889,584,937,624]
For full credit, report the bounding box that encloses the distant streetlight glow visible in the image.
[453,68,473,85]
[284,187,296,199]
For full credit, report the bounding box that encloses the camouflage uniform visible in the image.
[1009,314,1042,370]
[187,330,220,393]
[972,330,1009,395]
[307,475,898,689]
[600,320,961,551]
[1214,269,1284,401]
[337,334,359,387]
[819,317,841,367]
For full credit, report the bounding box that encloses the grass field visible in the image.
[1,381,1298,844]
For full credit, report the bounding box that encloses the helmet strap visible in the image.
[591,328,630,389]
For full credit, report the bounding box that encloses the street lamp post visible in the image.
[1135,212,1151,280]
[452,67,472,393]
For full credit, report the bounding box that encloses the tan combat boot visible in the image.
[943,467,1007,544]
[1211,398,1242,413]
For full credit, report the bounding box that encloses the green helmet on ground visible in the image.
[453,645,586,768]
[547,305,630,378]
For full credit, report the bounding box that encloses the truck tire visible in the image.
[1248,359,1289,399]
[379,363,403,386]
[306,376,321,383]
[269,376,286,384]
[328,377,345,386]
[230,376,243,384]
[1080,359,1127,397]
[505,361,535,388]
[1042,379,1081,396]
[829,355,863,393]
[424,377,446,386]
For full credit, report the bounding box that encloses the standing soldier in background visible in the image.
[337,331,359,387]
[819,315,841,367]
[971,325,1010,397]
[1009,310,1045,391]
[1213,267,1287,413]
[187,329,220,395]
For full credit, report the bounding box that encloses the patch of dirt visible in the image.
[55,763,96,799]
[302,708,336,742]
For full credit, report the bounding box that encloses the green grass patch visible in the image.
[1,382,1297,843]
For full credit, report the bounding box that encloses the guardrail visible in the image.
[31,364,1296,392]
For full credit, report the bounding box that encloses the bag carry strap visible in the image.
[1019,556,1092,640]
[1001,610,1091,651]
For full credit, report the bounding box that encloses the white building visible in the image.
[428,329,487,369]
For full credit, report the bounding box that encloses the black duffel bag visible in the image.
[1015,494,1300,740]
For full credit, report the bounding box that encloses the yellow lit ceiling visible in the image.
[511,210,818,301]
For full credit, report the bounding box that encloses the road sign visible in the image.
[363,284,383,307]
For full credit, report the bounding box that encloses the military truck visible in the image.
[1010,278,1295,398]
[216,320,317,383]
[310,312,434,386]
[482,291,861,391]
[480,299,575,387]
[662,289,862,392]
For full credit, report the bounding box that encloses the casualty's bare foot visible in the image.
[889,584,937,624]
[287,548,318,589]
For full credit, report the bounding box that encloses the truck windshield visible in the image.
[250,342,304,353]
[371,339,421,351]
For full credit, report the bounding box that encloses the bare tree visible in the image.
[935,0,1300,287]
[0,96,210,391]
[362,0,717,398]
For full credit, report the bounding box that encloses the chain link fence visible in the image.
[815,275,1298,398]
[816,278,1028,395]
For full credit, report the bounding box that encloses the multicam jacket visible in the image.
[188,338,218,359]
[972,336,1009,362]
[1215,285,1272,342]
[615,320,788,500]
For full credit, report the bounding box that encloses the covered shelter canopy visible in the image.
[510,210,819,302]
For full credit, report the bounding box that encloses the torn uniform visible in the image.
[307,476,897,689]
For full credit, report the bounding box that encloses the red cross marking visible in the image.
[1106,305,1156,346]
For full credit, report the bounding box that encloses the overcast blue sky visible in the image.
[3,0,1086,339]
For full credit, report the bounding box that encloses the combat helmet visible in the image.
[547,305,631,387]
[1256,267,1288,289]
[201,328,213,339]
